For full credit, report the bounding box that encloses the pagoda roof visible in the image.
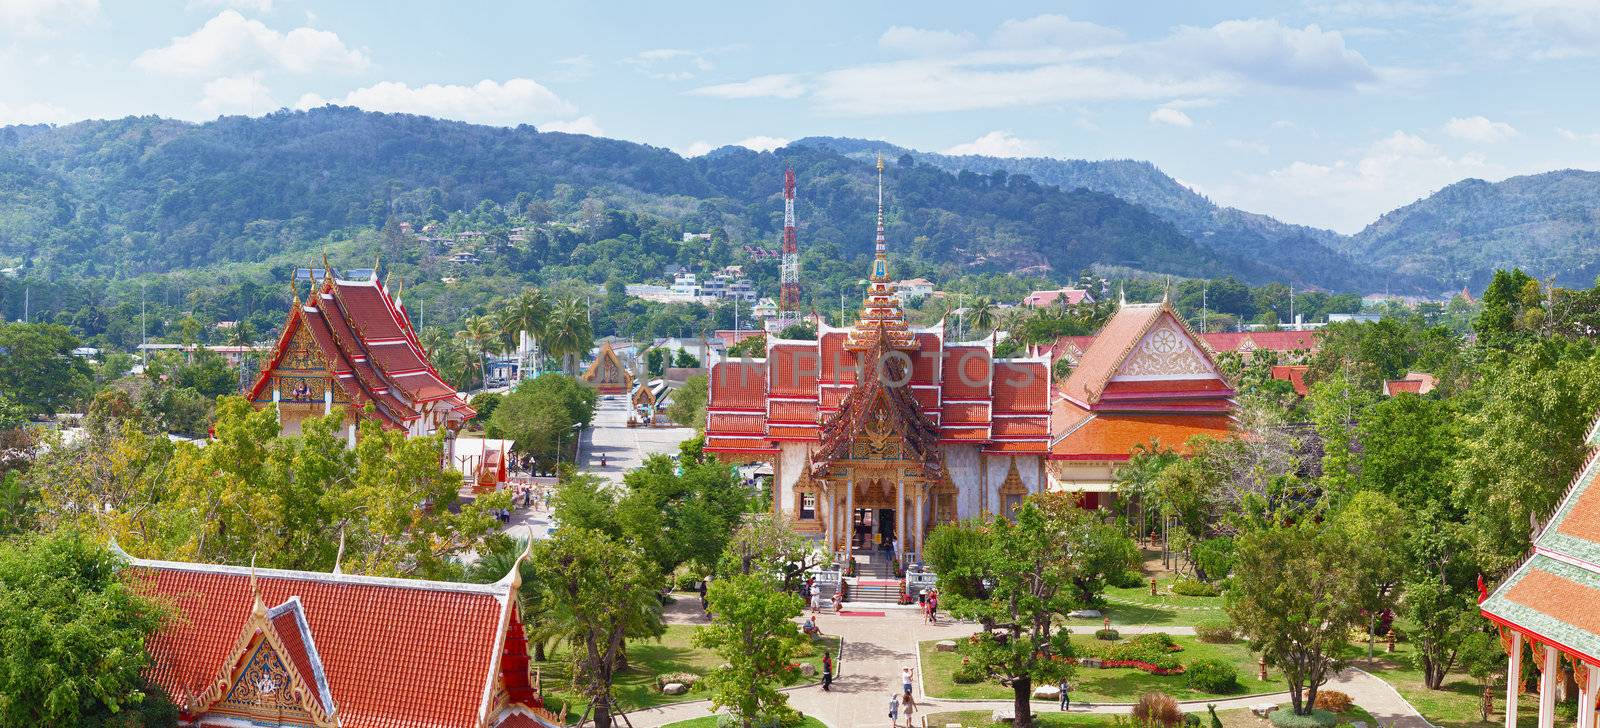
[1482,411,1600,664]
[1059,302,1233,409]
[127,553,539,728]
[248,270,472,427]
[813,330,943,480]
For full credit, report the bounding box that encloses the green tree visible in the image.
[726,334,766,358]
[537,527,658,728]
[616,453,748,576]
[545,297,594,374]
[0,531,175,725]
[927,497,1096,728]
[1475,268,1540,348]
[489,374,596,468]
[1226,519,1365,715]
[0,321,93,416]
[1331,491,1407,662]
[695,573,805,728]
[667,374,708,430]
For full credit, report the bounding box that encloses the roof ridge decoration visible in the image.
[1065,301,1227,405]
[127,554,515,597]
[813,329,942,481]
[181,584,340,726]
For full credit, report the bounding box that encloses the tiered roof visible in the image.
[127,551,548,728]
[248,266,473,429]
[1051,303,1235,461]
[1481,416,1600,664]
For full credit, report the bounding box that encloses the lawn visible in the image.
[1065,575,1228,628]
[536,624,842,717]
[923,707,1373,728]
[1337,641,1548,728]
[661,717,828,728]
[920,633,1279,703]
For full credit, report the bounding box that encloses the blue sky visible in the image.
[3,1,1599,233]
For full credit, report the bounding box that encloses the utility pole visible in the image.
[1201,280,1208,332]
[140,282,147,348]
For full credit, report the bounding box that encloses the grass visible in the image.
[920,634,1278,703]
[924,704,1374,728]
[1064,575,1228,628]
[660,717,828,728]
[1335,640,1545,728]
[535,624,842,717]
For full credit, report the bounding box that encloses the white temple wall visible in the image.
[947,444,982,519]
[776,441,808,516]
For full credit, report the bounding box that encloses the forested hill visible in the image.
[1342,170,1600,289]
[793,136,1371,290]
[2,107,1387,288]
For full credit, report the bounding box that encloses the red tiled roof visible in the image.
[942,402,989,425]
[983,440,1050,454]
[132,557,526,728]
[993,361,1050,414]
[1200,330,1321,354]
[1060,304,1167,405]
[1271,365,1310,396]
[707,412,767,435]
[709,361,768,410]
[941,346,991,401]
[1051,408,1233,460]
[704,436,777,453]
[768,400,818,423]
[1382,372,1436,396]
[1023,288,1092,308]
[768,344,819,397]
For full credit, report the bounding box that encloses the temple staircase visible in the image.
[846,552,902,605]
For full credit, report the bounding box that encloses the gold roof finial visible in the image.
[249,553,267,618]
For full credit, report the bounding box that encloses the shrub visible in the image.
[1184,714,1203,728]
[1077,633,1184,673]
[1111,569,1147,588]
[1096,629,1122,641]
[1184,658,1240,694]
[952,660,985,684]
[1133,692,1185,728]
[1268,709,1338,728]
[657,672,699,689]
[1192,537,1235,581]
[1172,578,1221,597]
[1314,690,1354,713]
[1194,619,1236,643]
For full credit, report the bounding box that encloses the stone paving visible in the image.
[583,394,696,484]
[627,598,1428,728]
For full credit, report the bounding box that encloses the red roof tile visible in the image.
[993,361,1050,414]
[132,558,526,728]
[1200,330,1321,354]
[1051,412,1233,459]
[709,361,768,410]
[941,346,991,401]
[1060,304,1167,405]
[1271,365,1310,396]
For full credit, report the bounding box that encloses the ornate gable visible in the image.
[582,344,633,394]
[187,589,338,728]
[1113,315,1218,381]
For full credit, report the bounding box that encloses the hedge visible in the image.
[1184,658,1240,694]
[1268,709,1338,728]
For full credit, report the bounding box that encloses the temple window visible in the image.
[998,457,1028,521]
[799,493,817,520]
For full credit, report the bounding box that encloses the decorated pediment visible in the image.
[1114,316,1217,380]
[848,395,905,461]
[188,590,338,728]
[582,344,633,391]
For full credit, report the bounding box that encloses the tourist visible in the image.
[928,589,938,623]
[802,616,820,639]
[1059,677,1071,711]
[900,666,913,695]
[810,590,821,616]
[832,591,843,613]
[899,690,917,728]
[821,650,833,691]
[887,692,899,727]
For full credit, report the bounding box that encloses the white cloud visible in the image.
[989,14,1123,48]
[679,141,715,157]
[1218,130,1504,233]
[1463,0,1600,57]
[196,72,276,116]
[1558,128,1600,144]
[134,10,369,76]
[1442,116,1519,143]
[690,74,806,100]
[539,115,603,136]
[296,79,577,126]
[0,0,96,36]
[734,136,789,152]
[624,48,713,81]
[878,26,976,55]
[943,131,1044,157]
[1149,107,1194,127]
[700,15,1380,116]
[0,100,75,124]
[550,54,593,82]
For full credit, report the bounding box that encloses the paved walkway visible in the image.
[1326,668,1437,728]
[633,601,1254,728]
[583,395,696,485]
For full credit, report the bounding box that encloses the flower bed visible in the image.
[1074,632,1186,674]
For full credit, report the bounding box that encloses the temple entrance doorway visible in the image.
[876,508,896,551]
[850,507,898,551]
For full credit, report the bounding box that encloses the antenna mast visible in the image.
[778,167,801,330]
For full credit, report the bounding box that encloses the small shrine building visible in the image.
[247,264,474,446]
[1481,414,1600,728]
[125,548,556,728]
[581,343,633,395]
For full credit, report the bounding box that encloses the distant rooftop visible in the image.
[293,267,374,282]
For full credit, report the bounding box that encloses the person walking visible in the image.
[810,590,821,616]
[887,692,899,728]
[899,691,917,728]
[900,666,914,696]
[821,650,833,692]
[928,589,939,623]
[1059,677,1071,711]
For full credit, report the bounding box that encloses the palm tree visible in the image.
[500,288,551,380]
[543,297,594,375]
[456,315,497,390]
[968,296,998,341]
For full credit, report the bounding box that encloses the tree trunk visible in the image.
[534,639,547,662]
[1367,613,1377,664]
[1014,677,1033,728]
[594,701,612,728]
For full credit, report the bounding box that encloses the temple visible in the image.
[581,342,633,395]
[705,157,1053,563]
[125,548,557,728]
[246,263,474,444]
[705,159,1240,561]
[1481,412,1600,728]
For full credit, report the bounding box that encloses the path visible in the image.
[583,395,696,485]
[1326,668,1435,728]
[630,602,1255,728]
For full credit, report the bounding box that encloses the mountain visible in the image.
[792,136,1380,292]
[1342,170,1600,289]
[0,107,1298,287]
